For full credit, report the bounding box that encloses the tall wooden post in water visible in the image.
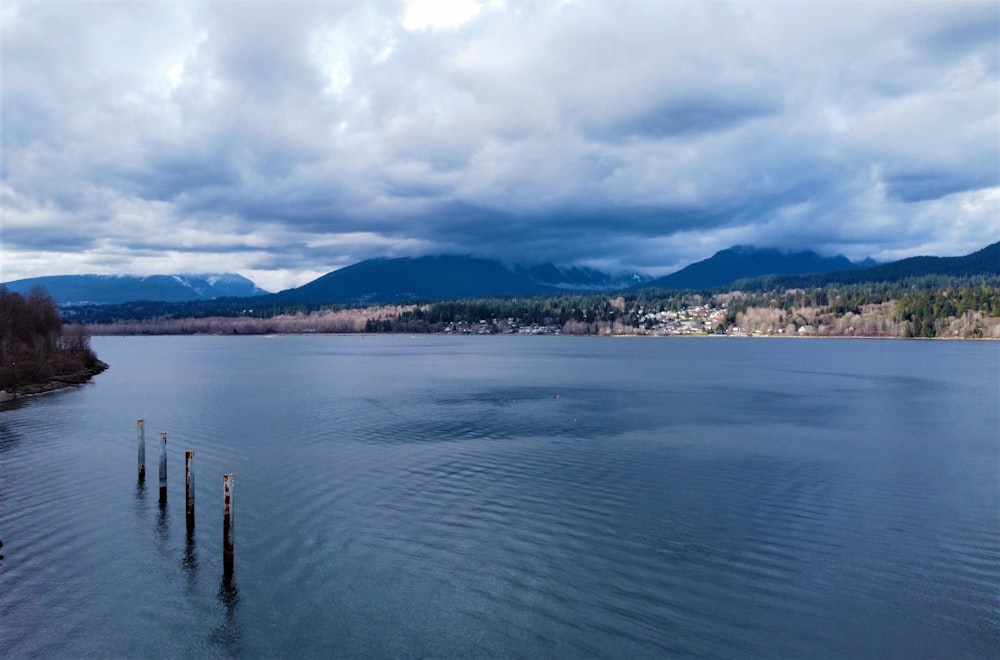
[223,473,234,574]
[158,432,168,503]
[137,419,146,481]
[185,450,195,527]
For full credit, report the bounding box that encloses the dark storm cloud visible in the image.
[106,153,243,203]
[609,99,775,140]
[884,171,992,204]
[2,0,997,290]
[3,225,99,253]
[402,201,739,271]
[912,2,999,57]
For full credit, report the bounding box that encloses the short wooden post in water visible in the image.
[158,432,168,503]
[137,419,146,481]
[185,450,195,525]
[223,473,234,573]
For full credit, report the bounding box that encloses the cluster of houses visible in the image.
[443,319,562,335]
[441,303,731,336]
[636,305,728,335]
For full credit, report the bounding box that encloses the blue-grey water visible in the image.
[0,335,997,658]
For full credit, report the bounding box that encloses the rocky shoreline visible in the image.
[0,361,109,403]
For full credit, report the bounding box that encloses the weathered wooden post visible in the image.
[158,432,168,503]
[137,419,146,481]
[185,450,195,527]
[223,473,234,574]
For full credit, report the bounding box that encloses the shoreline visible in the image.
[0,361,109,403]
[87,331,998,341]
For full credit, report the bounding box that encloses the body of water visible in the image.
[1,335,997,657]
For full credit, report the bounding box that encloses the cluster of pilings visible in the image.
[137,419,234,573]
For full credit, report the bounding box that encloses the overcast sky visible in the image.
[2,0,998,291]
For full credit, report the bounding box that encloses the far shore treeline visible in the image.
[75,274,1000,340]
[0,285,106,396]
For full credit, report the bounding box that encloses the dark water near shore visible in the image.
[1,336,997,658]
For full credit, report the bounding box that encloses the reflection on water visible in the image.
[156,499,169,543]
[0,336,996,658]
[182,525,197,583]
[0,418,13,566]
[214,565,241,648]
[0,418,22,452]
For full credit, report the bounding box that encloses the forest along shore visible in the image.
[83,287,1000,339]
[0,286,107,403]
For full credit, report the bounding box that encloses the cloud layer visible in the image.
[3,0,998,290]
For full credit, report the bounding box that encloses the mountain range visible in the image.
[644,246,868,290]
[741,240,1000,289]
[4,241,998,307]
[1,273,267,304]
[271,248,878,304]
[273,256,652,304]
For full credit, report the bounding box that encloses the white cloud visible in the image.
[403,0,484,31]
[1,0,997,287]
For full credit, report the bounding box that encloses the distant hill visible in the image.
[643,246,863,291]
[275,255,654,305]
[16,241,998,315]
[276,255,561,304]
[733,240,1000,290]
[2,273,268,304]
[280,243,999,304]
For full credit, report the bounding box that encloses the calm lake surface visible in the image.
[1,335,997,658]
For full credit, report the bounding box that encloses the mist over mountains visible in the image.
[4,241,998,308]
[273,256,654,305]
[2,273,266,304]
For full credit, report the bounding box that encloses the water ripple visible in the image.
[1,336,997,658]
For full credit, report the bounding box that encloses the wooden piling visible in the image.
[223,473,234,572]
[185,450,195,525]
[137,419,146,481]
[158,432,168,503]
